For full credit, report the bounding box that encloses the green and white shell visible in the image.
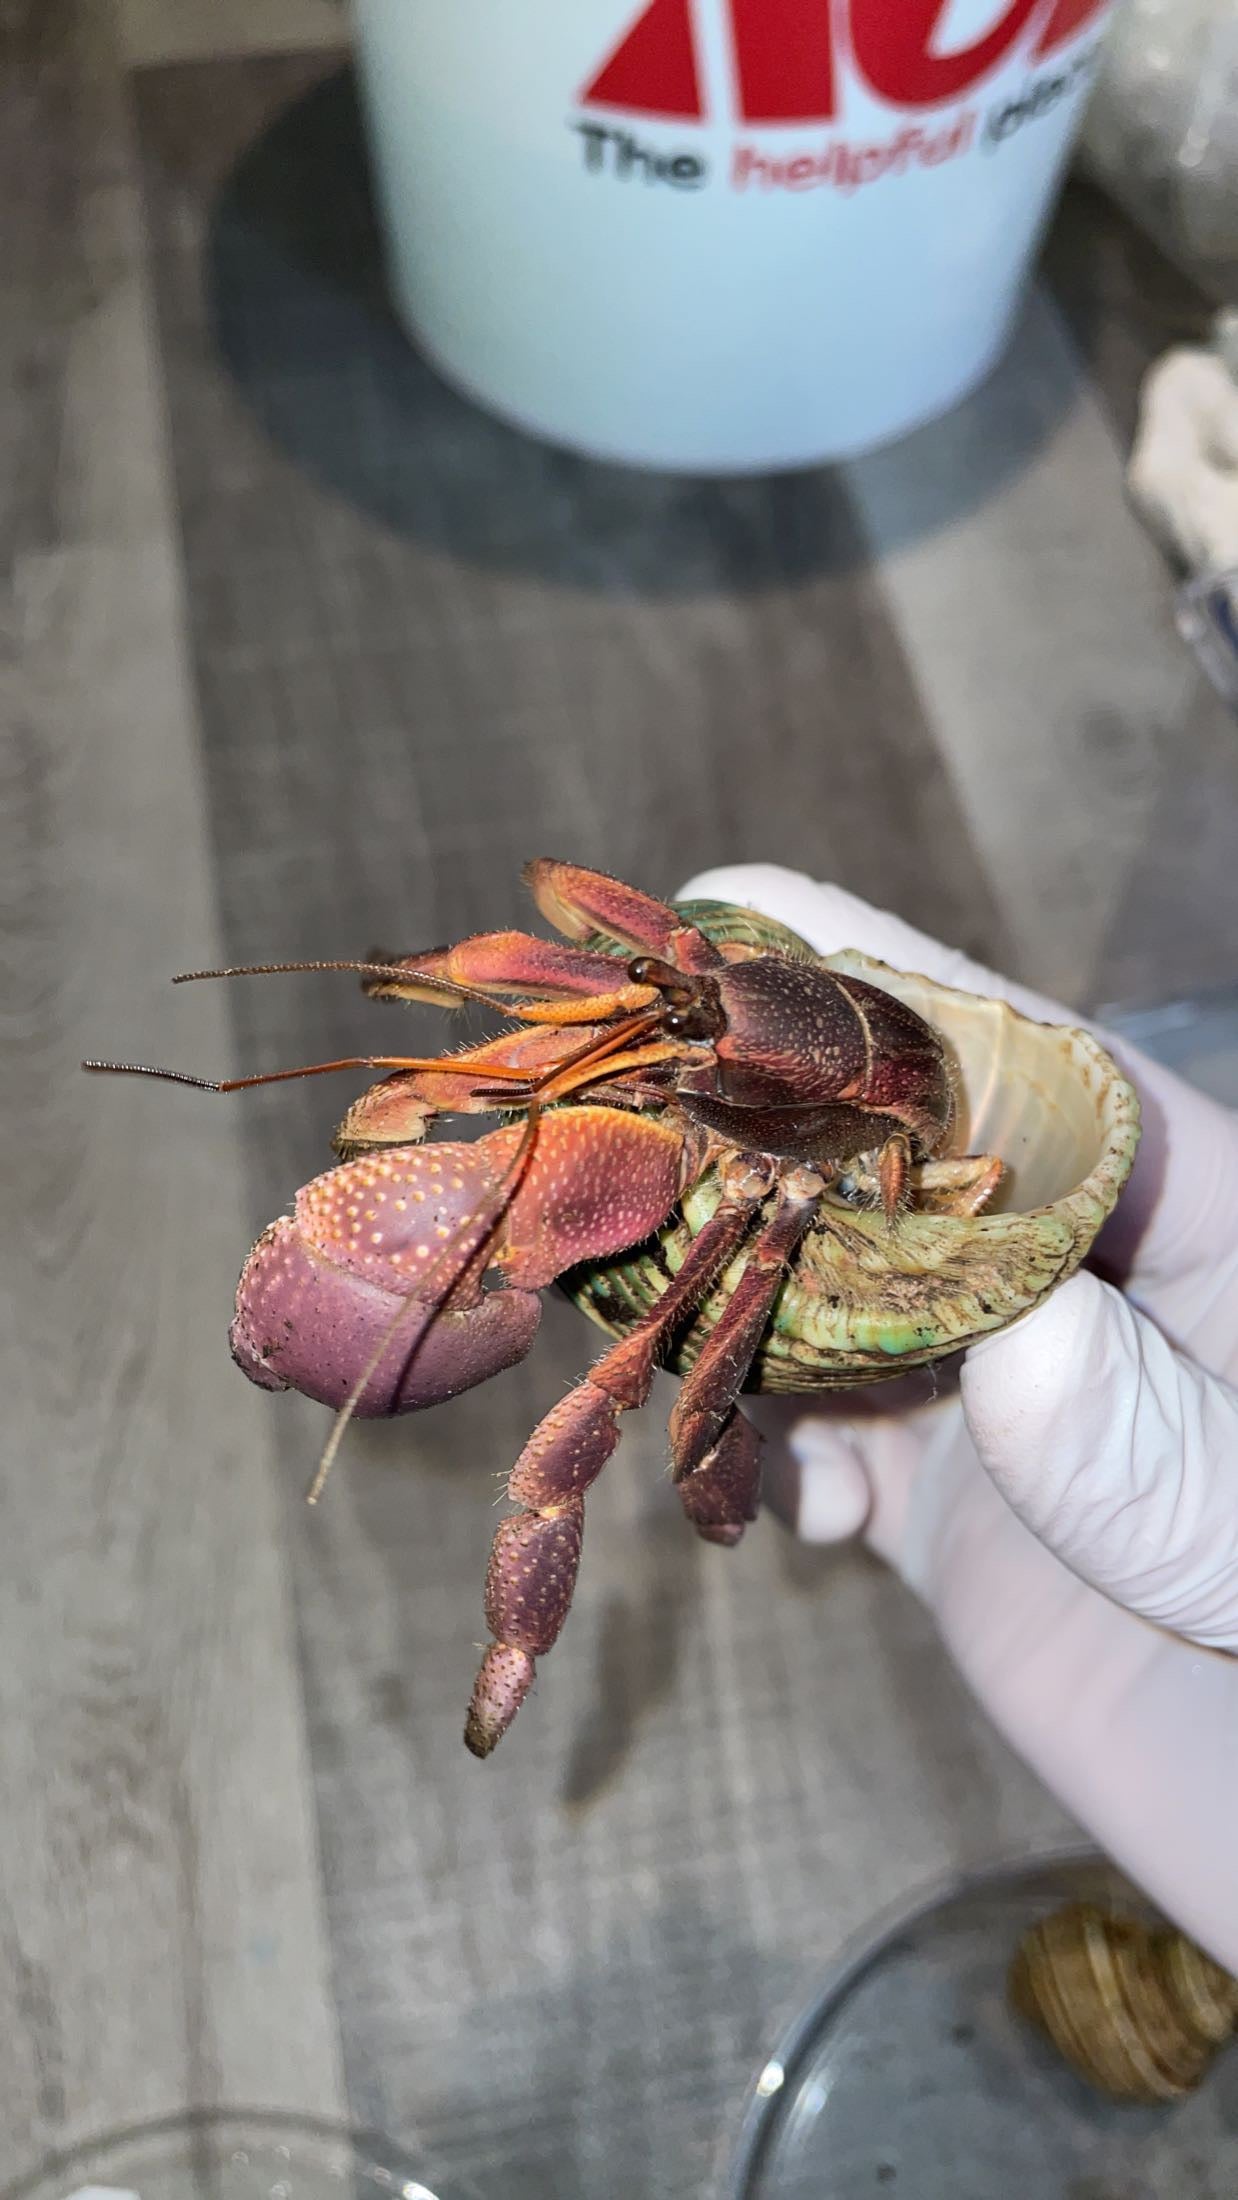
[561,899,1142,1389]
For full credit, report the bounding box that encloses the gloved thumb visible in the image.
[961,1270,1238,1651]
[761,1391,957,1572]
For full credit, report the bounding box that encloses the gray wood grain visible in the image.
[1042,173,1218,451]
[844,223,1238,1010]
[2,5,344,2175]
[119,0,346,67]
[842,287,1197,1007]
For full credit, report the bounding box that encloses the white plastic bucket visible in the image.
[354,0,1118,472]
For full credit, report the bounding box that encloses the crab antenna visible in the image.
[171,959,519,1018]
[84,997,667,1102]
[82,1054,536,1094]
[82,1061,227,1092]
[304,1104,543,1505]
[174,959,419,982]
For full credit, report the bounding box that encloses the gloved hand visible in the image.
[679,866,1238,1972]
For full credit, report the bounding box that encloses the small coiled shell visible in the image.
[1009,1902,1238,2102]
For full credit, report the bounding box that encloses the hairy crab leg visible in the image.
[334,1027,592,1154]
[910,1153,1005,1216]
[668,1165,826,1533]
[524,858,724,976]
[334,1027,682,1158]
[464,1153,777,1758]
[471,1038,683,1110]
[488,990,659,1027]
[843,1149,1005,1219]
[362,931,657,1016]
[174,940,659,1027]
[877,1132,913,1224]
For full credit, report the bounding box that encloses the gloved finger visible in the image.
[742,1394,873,1541]
[677,865,1238,1360]
[906,1430,1238,1974]
[962,1269,1238,1651]
[762,1398,934,1569]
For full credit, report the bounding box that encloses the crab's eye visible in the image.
[664,1001,721,1041]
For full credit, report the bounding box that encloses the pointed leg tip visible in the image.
[676,1410,763,1538]
[464,1643,535,1757]
[463,1717,497,1760]
[878,1132,912,1226]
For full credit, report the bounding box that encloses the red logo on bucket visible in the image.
[580,0,1109,123]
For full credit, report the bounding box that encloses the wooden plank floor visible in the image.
[10,12,1238,2197]
[2,1,344,2173]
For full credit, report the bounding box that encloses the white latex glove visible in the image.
[680,865,1238,1972]
[1127,346,1238,574]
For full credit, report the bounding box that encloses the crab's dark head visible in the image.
[629,951,954,1161]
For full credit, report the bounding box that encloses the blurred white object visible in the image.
[1082,0,1238,287]
[1125,312,1238,702]
[354,0,1118,471]
[1127,335,1238,569]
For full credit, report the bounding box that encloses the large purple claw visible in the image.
[230,1145,543,1414]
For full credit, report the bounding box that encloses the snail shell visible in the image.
[1009,1902,1238,2102]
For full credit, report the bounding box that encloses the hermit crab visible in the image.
[87,861,1139,1755]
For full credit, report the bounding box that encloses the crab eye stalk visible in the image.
[626,956,725,1039]
[628,954,679,989]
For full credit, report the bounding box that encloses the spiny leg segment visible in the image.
[668,1164,825,1523]
[464,1153,779,1757]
